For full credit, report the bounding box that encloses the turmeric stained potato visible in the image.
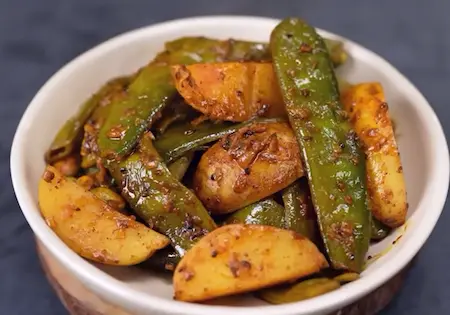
[341,83,407,228]
[38,166,169,265]
[193,121,304,214]
[173,224,328,302]
[171,62,285,122]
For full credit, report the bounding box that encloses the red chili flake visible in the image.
[344,195,353,205]
[300,43,313,53]
[43,170,55,182]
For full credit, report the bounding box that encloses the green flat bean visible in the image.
[282,180,317,241]
[167,152,194,181]
[371,217,391,241]
[45,77,129,164]
[110,133,216,256]
[225,199,285,228]
[259,278,340,304]
[271,18,370,272]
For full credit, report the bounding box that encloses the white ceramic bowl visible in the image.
[11,16,449,315]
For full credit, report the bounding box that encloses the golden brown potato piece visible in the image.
[342,83,407,228]
[173,224,328,302]
[38,166,169,265]
[193,121,304,214]
[171,62,285,122]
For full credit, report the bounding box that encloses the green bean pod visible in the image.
[165,37,272,62]
[154,121,243,163]
[225,199,285,228]
[325,39,348,67]
[45,77,129,164]
[271,18,370,272]
[152,99,196,136]
[333,272,360,283]
[167,153,194,181]
[259,278,340,304]
[282,180,317,241]
[141,248,180,272]
[110,133,216,256]
[80,76,131,168]
[371,217,391,241]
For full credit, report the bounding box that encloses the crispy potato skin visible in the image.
[342,83,407,228]
[173,224,328,302]
[193,121,304,214]
[38,166,169,265]
[171,62,285,122]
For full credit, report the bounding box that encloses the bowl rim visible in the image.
[10,15,450,315]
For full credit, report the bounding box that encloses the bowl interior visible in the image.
[11,16,448,315]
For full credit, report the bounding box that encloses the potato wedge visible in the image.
[171,62,285,122]
[342,83,407,227]
[38,166,169,265]
[193,121,304,214]
[173,224,328,302]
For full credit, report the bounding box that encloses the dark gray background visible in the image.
[2,0,449,314]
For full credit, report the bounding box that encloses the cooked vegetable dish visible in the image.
[39,18,407,304]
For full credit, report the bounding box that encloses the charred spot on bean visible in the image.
[210,174,216,181]
[344,195,353,205]
[211,249,218,258]
[284,33,293,39]
[300,43,313,53]
[287,69,296,77]
[289,107,310,120]
[336,180,346,191]
[300,88,310,97]
[244,167,251,175]
[124,107,137,117]
[351,156,359,165]
[336,110,348,120]
[236,90,243,98]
